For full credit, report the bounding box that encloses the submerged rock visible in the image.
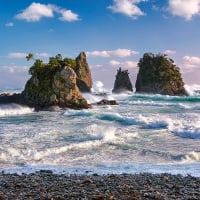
[135,53,187,96]
[97,99,119,105]
[112,68,133,93]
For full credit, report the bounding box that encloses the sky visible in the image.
[1,0,200,90]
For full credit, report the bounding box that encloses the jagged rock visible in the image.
[0,93,23,104]
[75,52,92,92]
[135,53,187,96]
[0,53,92,110]
[97,99,119,105]
[112,68,133,93]
[23,66,90,109]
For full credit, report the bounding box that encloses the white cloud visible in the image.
[5,22,14,27]
[15,2,79,22]
[109,60,121,66]
[163,49,176,55]
[0,66,30,89]
[59,9,79,22]
[168,0,200,20]
[108,0,146,19]
[36,53,50,58]
[8,52,27,59]
[183,56,200,67]
[86,48,139,58]
[15,3,54,22]
[8,52,50,59]
[109,60,137,68]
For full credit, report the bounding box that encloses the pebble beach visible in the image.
[0,170,200,200]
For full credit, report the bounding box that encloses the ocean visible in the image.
[0,84,200,176]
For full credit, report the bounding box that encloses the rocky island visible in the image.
[135,53,187,96]
[112,67,133,93]
[0,52,92,110]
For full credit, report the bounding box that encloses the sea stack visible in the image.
[75,52,93,92]
[135,53,187,96]
[112,68,133,93]
[0,53,92,110]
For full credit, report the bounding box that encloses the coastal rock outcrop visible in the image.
[75,52,92,92]
[0,53,92,110]
[23,66,90,109]
[112,68,133,93]
[135,53,187,96]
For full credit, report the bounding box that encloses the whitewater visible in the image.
[0,84,200,176]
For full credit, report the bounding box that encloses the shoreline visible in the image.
[0,170,200,199]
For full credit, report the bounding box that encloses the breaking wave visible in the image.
[0,104,34,117]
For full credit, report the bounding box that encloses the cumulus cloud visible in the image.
[108,0,147,19]
[163,49,176,55]
[15,2,79,22]
[8,52,27,59]
[0,66,30,89]
[8,52,50,59]
[5,22,14,27]
[109,60,138,68]
[86,48,139,58]
[183,56,200,68]
[59,9,79,22]
[15,3,54,22]
[35,52,50,58]
[168,0,200,20]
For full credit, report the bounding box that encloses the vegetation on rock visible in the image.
[22,53,91,109]
[112,68,133,93]
[135,53,187,96]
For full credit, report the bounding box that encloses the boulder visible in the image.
[75,52,92,92]
[112,68,133,93]
[97,99,119,105]
[135,53,187,96]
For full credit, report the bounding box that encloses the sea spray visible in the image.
[0,104,34,117]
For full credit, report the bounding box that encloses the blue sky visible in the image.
[1,0,200,90]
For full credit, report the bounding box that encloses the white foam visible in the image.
[182,151,200,162]
[0,104,34,117]
[128,114,170,129]
[63,109,93,117]
[185,84,200,96]
[85,124,117,142]
[168,115,200,139]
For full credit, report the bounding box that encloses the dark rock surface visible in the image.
[0,93,23,104]
[0,171,200,199]
[135,53,187,96]
[97,99,119,105]
[112,68,133,93]
[75,52,92,92]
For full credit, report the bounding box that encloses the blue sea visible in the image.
[0,84,200,176]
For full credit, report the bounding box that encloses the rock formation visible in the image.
[0,53,92,110]
[112,68,133,93]
[23,66,90,109]
[75,52,92,92]
[97,99,119,105]
[135,53,187,96]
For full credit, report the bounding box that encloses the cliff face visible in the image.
[23,66,89,109]
[135,53,187,96]
[75,52,92,92]
[112,68,133,93]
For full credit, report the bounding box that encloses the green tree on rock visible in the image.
[135,53,187,96]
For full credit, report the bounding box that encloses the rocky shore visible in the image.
[0,171,200,199]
